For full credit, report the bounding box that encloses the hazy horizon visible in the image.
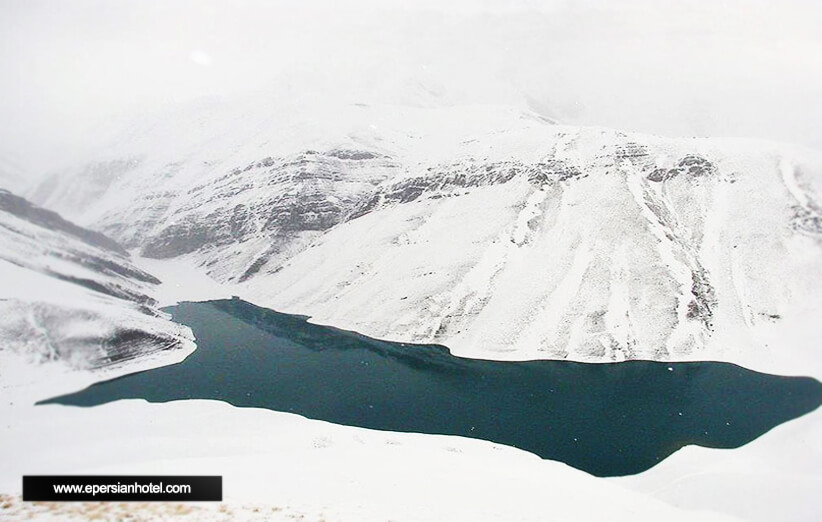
[2,0,821,182]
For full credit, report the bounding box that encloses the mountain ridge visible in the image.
[27,117,822,374]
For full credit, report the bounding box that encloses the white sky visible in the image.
[1,0,821,177]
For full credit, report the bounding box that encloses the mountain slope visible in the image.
[0,189,193,383]
[29,114,822,373]
[240,129,822,373]
[28,102,550,281]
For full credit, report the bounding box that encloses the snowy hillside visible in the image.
[245,130,822,374]
[0,189,193,386]
[30,112,822,374]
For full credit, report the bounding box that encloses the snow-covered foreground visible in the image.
[612,409,822,522]
[0,390,747,522]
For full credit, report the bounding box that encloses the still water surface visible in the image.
[42,299,822,476]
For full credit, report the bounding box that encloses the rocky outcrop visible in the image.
[349,158,583,220]
[648,155,718,182]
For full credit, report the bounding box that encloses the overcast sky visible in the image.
[1,0,821,177]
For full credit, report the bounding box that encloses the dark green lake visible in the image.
[42,298,822,477]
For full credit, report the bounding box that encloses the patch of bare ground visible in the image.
[0,493,325,521]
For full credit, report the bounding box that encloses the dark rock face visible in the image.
[98,328,185,367]
[791,206,822,235]
[0,189,127,255]
[674,155,718,177]
[525,159,584,186]
[647,168,670,182]
[140,150,396,260]
[350,158,583,220]
[647,155,717,182]
[141,215,226,258]
[326,149,386,160]
[687,267,717,331]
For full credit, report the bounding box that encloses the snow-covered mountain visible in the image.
[244,130,822,373]
[0,189,193,381]
[28,103,822,374]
